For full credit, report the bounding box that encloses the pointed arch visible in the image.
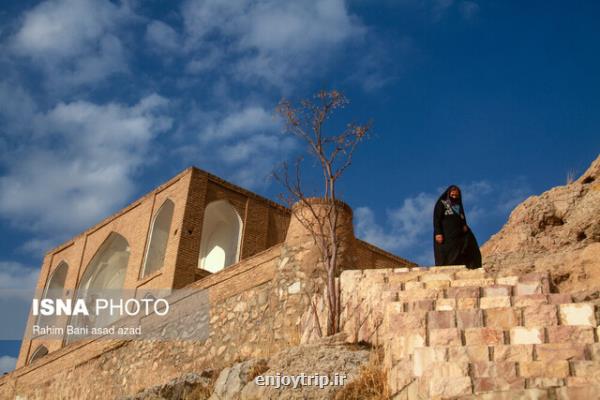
[37,261,69,329]
[79,233,130,295]
[67,233,130,344]
[29,345,48,364]
[141,199,175,278]
[198,200,243,273]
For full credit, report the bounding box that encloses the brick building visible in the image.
[15,166,414,374]
[17,167,292,369]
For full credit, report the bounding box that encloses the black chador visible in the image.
[433,185,482,269]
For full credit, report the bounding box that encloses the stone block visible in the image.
[546,326,594,344]
[387,271,424,285]
[429,328,462,346]
[480,296,511,309]
[455,269,486,279]
[425,280,451,290]
[556,386,600,400]
[420,272,454,282]
[435,298,456,311]
[451,278,495,287]
[520,361,569,378]
[485,308,520,329]
[404,281,423,290]
[471,361,517,378]
[446,286,480,298]
[448,345,490,363]
[587,343,600,360]
[525,378,564,389]
[472,377,525,394]
[457,297,479,310]
[547,293,572,304]
[427,310,456,329]
[428,376,472,398]
[483,285,512,297]
[535,343,587,362]
[404,299,434,312]
[565,376,600,387]
[457,309,484,329]
[387,310,427,330]
[387,360,413,396]
[386,329,427,361]
[510,327,544,345]
[465,327,505,346]
[412,346,447,377]
[522,304,558,328]
[493,345,533,362]
[512,294,547,308]
[558,303,597,326]
[570,360,600,377]
[397,288,440,300]
[424,361,469,379]
[515,282,543,296]
[495,276,519,285]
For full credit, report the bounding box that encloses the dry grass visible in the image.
[247,360,270,382]
[566,169,576,185]
[334,348,389,400]
[183,369,220,400]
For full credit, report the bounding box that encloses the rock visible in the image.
[122,371,215,400]
[209,359,267,400]
[240,339,369,400]
[482,154,600,293]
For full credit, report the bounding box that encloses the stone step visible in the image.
[386,301,598,331]
[400,292,572,316]
[390,357,600,398]
[456,387,552,400]
[384,324,599,365]
[390,275,551,295]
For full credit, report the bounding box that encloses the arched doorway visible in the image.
[141,199,174,278]
[198,200,242,273]
[66,233,130,343]
[29,345,48,364]
[37,261,68,329]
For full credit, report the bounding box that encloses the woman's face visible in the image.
[449,187,460,199]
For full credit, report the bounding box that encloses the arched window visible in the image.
[29,345,48,364]
[141,199,174,278]
[67,233,130,344]
[198,200,243,273]
[37,261,68,329]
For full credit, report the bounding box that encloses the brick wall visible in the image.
[16,167,292,369]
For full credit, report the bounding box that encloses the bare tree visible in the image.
[274,90,371,336]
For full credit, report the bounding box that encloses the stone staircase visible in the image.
[340,265,600,399]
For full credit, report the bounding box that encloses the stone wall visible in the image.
[1,245,289,399]
[2,197,417,399]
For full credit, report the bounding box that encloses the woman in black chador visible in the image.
[433,185,482,269]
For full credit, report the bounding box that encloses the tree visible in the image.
[275,90,371,336]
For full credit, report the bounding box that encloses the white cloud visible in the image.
[202,107,277,141]
[180,105,296,188]
[0,262,38,290]
[0,356,17,375]
[146,20,181,52]
[180,0,365,89]
[11,0,134,88]
[0,94,172,236]
[355,191,436,253]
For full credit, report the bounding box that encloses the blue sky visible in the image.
[0,0,599,373]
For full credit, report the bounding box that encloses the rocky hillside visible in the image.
[482,154,600,293]
[123,334,379,400]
